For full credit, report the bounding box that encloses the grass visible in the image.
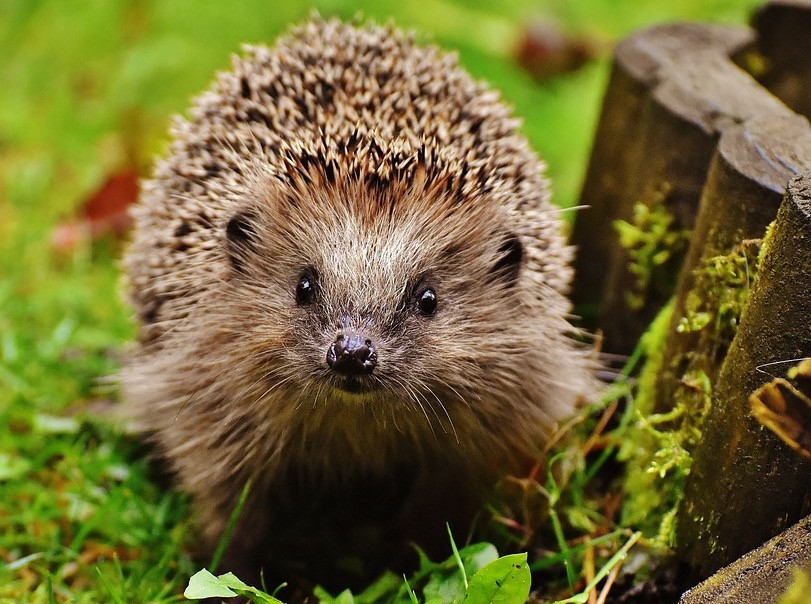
[0,0,761,602]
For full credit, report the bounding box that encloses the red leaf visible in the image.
[515,21,601,81]
[52,169,138,252]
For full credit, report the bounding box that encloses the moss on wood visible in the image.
[676,176,811,578]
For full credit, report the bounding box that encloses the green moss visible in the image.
[620,369,711,546]
[737,46,770,80]
[614,304,673,540]
[619,301,696,544]
[621,237,764,545]
[780,568,811,604]
[630,300,674,417]
[676,239,761,348]
[614,183,691,311]
[756,219,776,272]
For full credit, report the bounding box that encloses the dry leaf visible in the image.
[515,20,601,81]
[750,360,811,459]
[51,169,138,252]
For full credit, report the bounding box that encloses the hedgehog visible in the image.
[121,17,594,589]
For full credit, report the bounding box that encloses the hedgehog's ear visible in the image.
[491,233,523,287]
[225,210,259,273]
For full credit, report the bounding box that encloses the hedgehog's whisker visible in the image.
[546,204,589,215]
[311,381,325,410]
[250,373,298,411]
[421,379,458,444]
[388,402,404,434]
[409,375,447,435]
[410,386,437,440]
[444,382,472,412]
[391,375,435,439]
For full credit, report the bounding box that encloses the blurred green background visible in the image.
[0,0,764,601]
[2,0,762,223]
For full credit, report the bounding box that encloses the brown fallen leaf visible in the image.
[514,20,602,81]
[51,169,138,252]
[750,359,811,460]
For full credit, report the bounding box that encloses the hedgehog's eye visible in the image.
[415,288,437,316]
[295,271,318,305]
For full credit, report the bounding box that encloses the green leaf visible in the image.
[424,570,465,603]
[332,589,355,604]
[218,572,255,590]
[355,571,402,603]
[184,569,238,599]
[183,569,285,603]
[457,542,499,576]
[463,553,530,604]
[313,586,333,602]
[223,572,285,603]
[424,542,501,603]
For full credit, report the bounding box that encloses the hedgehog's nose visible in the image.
[327,334,377,376]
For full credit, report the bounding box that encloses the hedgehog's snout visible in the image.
[326,333,377,376]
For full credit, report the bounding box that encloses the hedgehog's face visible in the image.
[222,181,532,426]
[289,264,440,397]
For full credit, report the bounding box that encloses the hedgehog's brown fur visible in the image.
[122,17,593,588]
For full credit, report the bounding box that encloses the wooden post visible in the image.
[569,23,799,354]
[676,175,811,578]
[679,513,811,604]
[651,115,811,415]
[750,0,811,119]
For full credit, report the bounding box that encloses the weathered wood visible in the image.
[676,175,811,578]
[570,22,800,353]
[679,513,811,604]
[571,0,811,591]
[751,0,811,119]
[571,23,755,341]
[568,60,649,328]
[652,115,811,415]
